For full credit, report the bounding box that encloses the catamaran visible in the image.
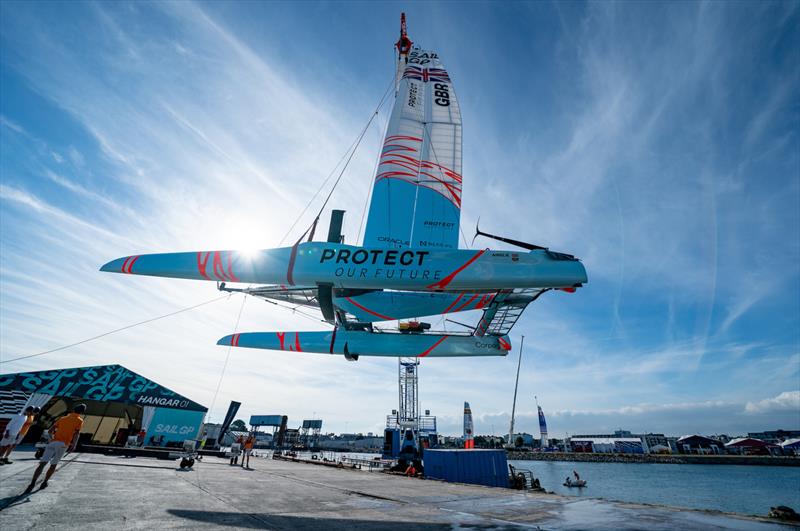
[101,14,587,360]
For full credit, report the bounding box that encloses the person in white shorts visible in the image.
[25,404,85,493]
[0,406,38,464]
[0,406,35,464]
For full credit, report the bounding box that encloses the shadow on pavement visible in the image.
[0,493,32,512]
[69,459,177,471]
[167,510,458,530]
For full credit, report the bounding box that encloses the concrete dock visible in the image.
[0,448,792,530]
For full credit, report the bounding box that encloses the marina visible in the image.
[0,449,794,530]
[508,459,800,517]
[257,450,800,518]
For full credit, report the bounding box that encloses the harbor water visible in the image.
[292,451,799,516]
[510,459,800,516]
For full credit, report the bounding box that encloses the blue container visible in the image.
[382,429,402,459]
[423,449,508,488]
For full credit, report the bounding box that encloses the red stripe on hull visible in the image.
[226,253,239,282]
[453,294,479,313]
[294,332,302,352]
[419,336,447,358]
[427,250,486,290]
[441,294,464,314]
[329,327,338,354]
[197,252,211,280]
[125,255,141,274]
[344,297,394,321]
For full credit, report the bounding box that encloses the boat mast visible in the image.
[507,335,524,447]
[395,13,412,93]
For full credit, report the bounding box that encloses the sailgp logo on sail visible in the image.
[408,50,438,64]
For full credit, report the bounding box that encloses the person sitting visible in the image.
[565,476,572,486]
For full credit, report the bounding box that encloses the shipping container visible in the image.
[423,449,508,487]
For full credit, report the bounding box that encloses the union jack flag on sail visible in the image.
[403,66,451,83]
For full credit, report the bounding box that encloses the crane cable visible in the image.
[0,295,230,366]
[205,294,247,423]
[279,76,395,246]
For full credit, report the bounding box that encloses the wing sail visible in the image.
[363,46,462,249]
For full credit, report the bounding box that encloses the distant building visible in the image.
[573,431,670,453]
[641,433,668,451]
[676,435,724,454]
[747,430,800,444]
[284,428,300,446]
[665,437,680,453]
[724,437,775,456]
[779,438,800,455]
[318,433,383,450]
[570,438,645,454]
[254,432,273,446]
[573,430,634,438]
[510,433,535,447]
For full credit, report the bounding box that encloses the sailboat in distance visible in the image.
[463,402,475,449]
[536,396,549,449]
[100,14,588,360]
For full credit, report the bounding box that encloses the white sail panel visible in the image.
[363,47,463,249]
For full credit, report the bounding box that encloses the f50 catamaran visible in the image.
[101,14,587,360]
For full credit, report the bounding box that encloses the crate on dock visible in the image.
[423,449,508,488]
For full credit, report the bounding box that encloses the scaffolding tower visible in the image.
[398,357,419,429]
[386,357,436,436]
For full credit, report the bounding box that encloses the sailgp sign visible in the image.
[0,364,207,412]
[148,408,204,442]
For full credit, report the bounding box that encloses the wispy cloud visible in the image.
[1,2,798,434]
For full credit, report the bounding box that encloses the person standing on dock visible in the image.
[0,406,36,464]
[230,435,243,465]
[24,404,85,493]
[242,433,255,469]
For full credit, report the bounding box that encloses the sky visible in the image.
[1,1,798,438]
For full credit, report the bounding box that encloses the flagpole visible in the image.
[507,335,525,447]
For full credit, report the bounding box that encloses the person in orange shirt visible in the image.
[0,406,36,464]
[25,404,86,493]
[242,433,255,469]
